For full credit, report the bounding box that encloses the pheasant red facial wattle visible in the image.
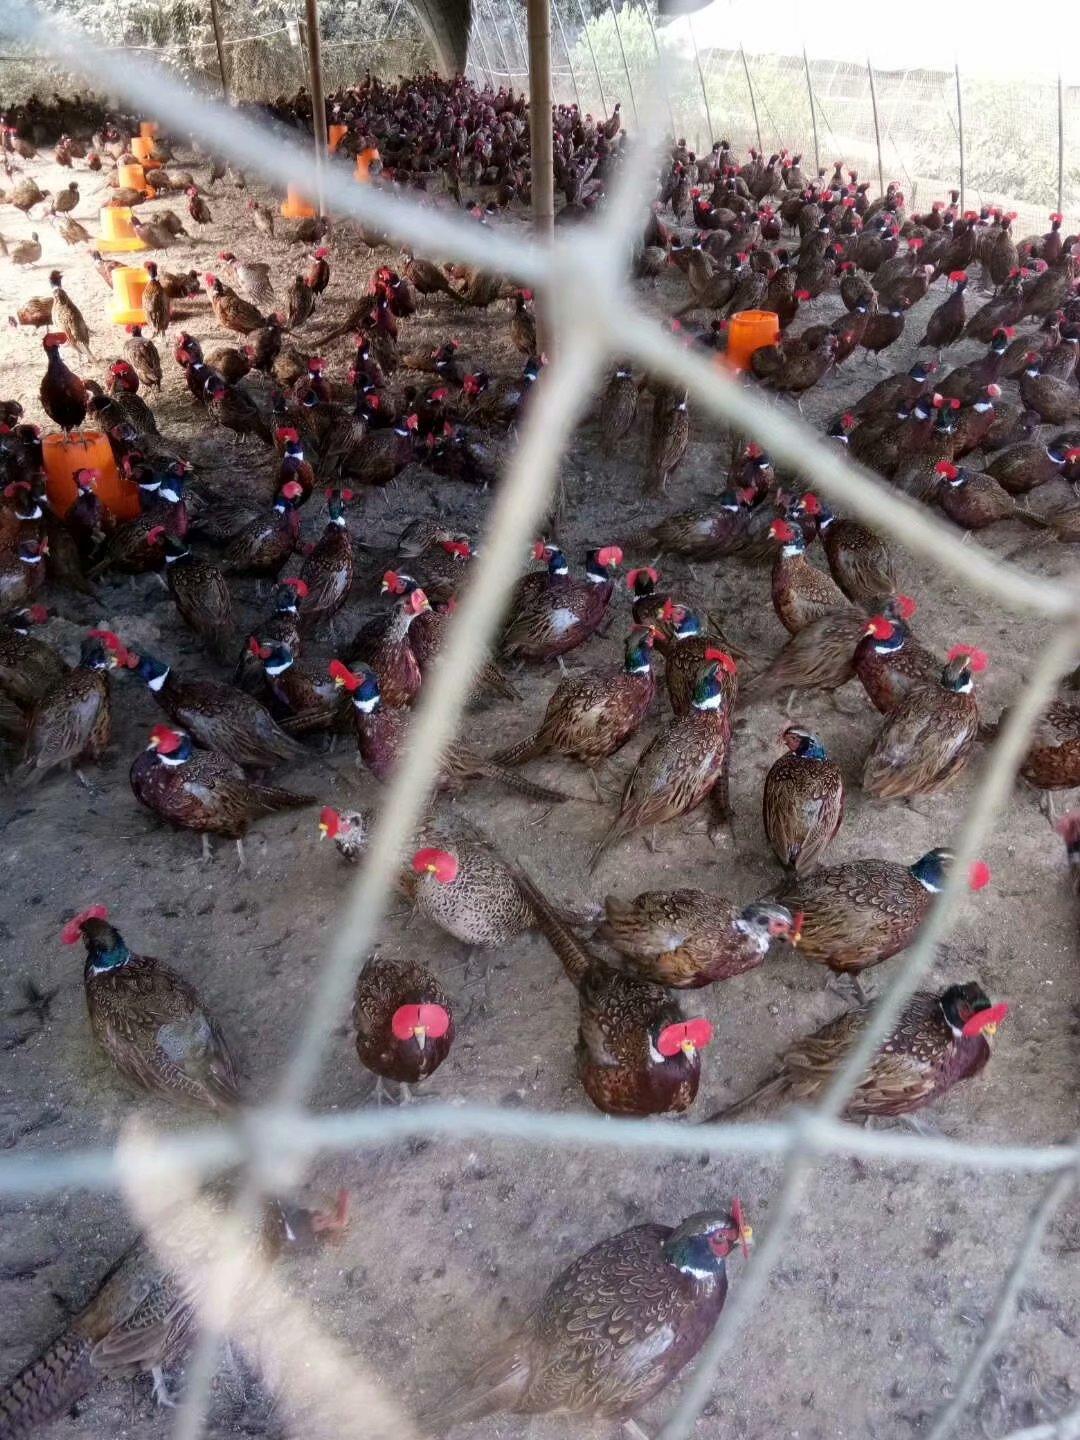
[61,905,109,944]
[412,848,459,885]
[390,1002,451,1041]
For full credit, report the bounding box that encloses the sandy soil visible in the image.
[0,137,1079,1440]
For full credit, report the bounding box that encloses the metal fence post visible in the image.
[484,0,515,84]
[505,0,531,86]
[471,15,498,88]
[867,55,885,198]
[574,0,608,120]
[803,45,819,175]
[954,59,964,214]
[739,43,762,153]
[551,0,582,111]
[1058,71,1065,218]
[687,15,713,146]
[607,0,638,127]
[642,0,675,135]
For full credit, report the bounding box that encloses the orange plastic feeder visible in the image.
[43,432,140,522]
[131,136,161,170]
[281,186,316,219]
[118,161,149,194]
[355,146,380,182]
[328,123,348,153]
[139,121,159,139]
[726,310,780,371]
[96,206,147,253]
[109,266,150,326]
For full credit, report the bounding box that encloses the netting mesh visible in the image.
[464,0,1078,237]
[2,0,1080,1437]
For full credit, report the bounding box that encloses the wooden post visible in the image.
[687,16,712,146]
[740,44,761,153]
[303,0,328,215]
[551,0,582,111]
[866,56,885,199]
[574,0,608,121]
[208,0,230,102]
[1058,71,1065,218]
[528,0,554,356]
[803,46,819,175]
[954,60,964,214]
[607,0,638,127]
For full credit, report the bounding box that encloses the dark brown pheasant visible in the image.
[127,653,302,771]
[514,865,713,1116]
[763,726,844,874]
[712,982,1006,1119]
[129,724,312,864]
[863,646,985,800]
[421,1205,750,1432]
[352,952,453,1093]
[597,892,799,988]
[493,628,656,779]
[16,632,127,787]
[590,659,733,870]
[63,908,239,1111]
[779,848,990,979]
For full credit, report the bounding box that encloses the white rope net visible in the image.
[3,3,1080,1439]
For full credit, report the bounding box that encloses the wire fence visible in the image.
[4,1,1080,1438]
[465,0,1080,236]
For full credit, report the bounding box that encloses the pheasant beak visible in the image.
[680,1038,697,1058]
[789,912,803,946]
[413,1025,427,1050]
[739,1219,754,1248]
[318,821,331,838]
[982,1021,998,1038]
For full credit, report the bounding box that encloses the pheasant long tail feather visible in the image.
[489,729,545,767]
[471,756,570,803]
[508,864,595,989]
[417,1343,530,1435]
[0,1331,96,1440]
[701,1070,788,1123]
[246,782,315,811]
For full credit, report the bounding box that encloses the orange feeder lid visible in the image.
[139,121,159,139]
[355,147,380,182]
[42,431,140,522]
[118,161,149,194]
[131,136,161,170]
[96,206,147,253]
[726,309,780,372]
[328,123,348,153]
[109,265,150,326]
[281,186,316,219]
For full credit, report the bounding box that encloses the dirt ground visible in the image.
[0,135,1079,1440]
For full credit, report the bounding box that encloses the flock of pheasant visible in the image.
[0,67,1076,1440]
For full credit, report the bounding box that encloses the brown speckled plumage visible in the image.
[590,663,732,871]
[74,916,239,1111]
[863,654,980,800]
[420,1211,745,1431]
[514,867,707,1116]
[715,983,1000,1119]
[779,849,951,975]
[762,731,844,873]
[598,891,796,987]
[352,953,454,1085]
